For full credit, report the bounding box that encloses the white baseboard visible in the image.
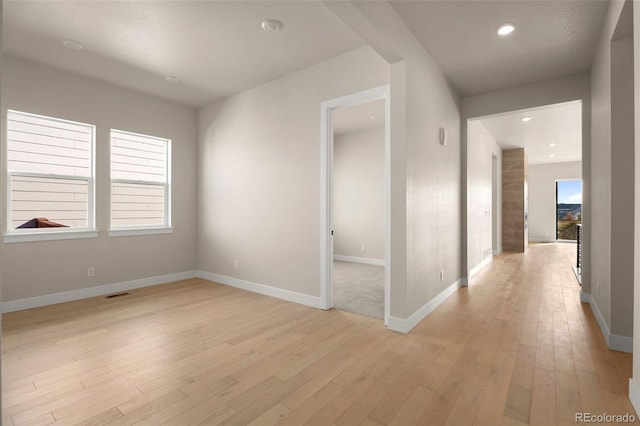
[528,237,556,243]
[580,291,590,304]
[333,255,385,266]
[196,270,323,309]
[580,292,633,353]
[629,379,640,417]
[1,270,198,313]
[387,279,463,334]
[469,256,493,278]
[493,247,503,256]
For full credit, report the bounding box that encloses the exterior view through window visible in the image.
[110,129,171,229]
[6,110,95,231]
[556,179,582,240]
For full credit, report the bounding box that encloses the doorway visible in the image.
[556,179,582,241]
[320,85,390,325]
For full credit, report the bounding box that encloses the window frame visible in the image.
[4,110,97,243]
[108,129,172,237]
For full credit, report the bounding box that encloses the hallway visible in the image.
[2,244,636,425]
[436,242,635,424]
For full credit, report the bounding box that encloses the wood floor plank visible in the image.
[2,244,637,426]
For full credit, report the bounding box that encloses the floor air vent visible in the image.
[106,292,130,299]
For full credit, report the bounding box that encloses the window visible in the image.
[6,110,96,242]
[556,179,582,241]
[110,129,171,236]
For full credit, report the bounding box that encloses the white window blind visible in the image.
[110,129,171,229]
[7,110,95,231]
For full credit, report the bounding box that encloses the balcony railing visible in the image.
[574,224,582,285]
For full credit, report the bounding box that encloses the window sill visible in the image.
[4,229,99,243]
[108,227,174,237]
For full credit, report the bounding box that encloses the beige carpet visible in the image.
[333,260,384,319]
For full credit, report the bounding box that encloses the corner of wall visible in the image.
[387,278,463,333]
[581,292,633,353]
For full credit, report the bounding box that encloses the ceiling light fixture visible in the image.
[370,115,380,120]
[549,143,557,147]
[496,23,515,36]
[165,75,181,84]
[261,19,283,33]
[549,154,556,158]
[521,116,533,122]
[62,39,84,50]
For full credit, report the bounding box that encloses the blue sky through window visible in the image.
[557,180,582,204]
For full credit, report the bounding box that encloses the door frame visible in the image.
[320,85,391,325]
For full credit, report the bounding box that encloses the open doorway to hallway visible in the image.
[467,100,582,280]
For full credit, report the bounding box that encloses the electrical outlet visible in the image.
[87,267,95,277]
[234,260,239,270]
[440,270,444,281]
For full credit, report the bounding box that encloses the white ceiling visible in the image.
[3,1,365,107]
[0,2,594,199]
[477,101,582,165]
[389,0,609,96]
[333,100,385,136]
[3,0,610,113]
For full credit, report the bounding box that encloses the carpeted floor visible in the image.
[332,260,384,319]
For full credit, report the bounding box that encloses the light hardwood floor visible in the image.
[2,243,637,425]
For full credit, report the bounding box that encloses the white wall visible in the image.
[197,47,389,299]
[1,56,198,302]
[324,2,461,323]
[528,161,582,242]
[610,33,634,340]
[590,1,620,340]
[632,0,640,406]
[467,120,501,274]
[333,127,385,260]
[590,0,633,346]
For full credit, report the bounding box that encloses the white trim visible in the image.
[320,85,391,325]
[387,279,463,334]
[528,238,577,244]
[196,270,323,309]
[492,247,503,256]
[580,292,633,353]
[333,255,385,266]
[528,238,557,243]
[629,379,640,417]
[580,291,590,304]
[109,129,172,230]
[4,229,99,243]
[108,227,173,237]
[469,256,492,278]
[610,334,634,353]
[1,270,197,313]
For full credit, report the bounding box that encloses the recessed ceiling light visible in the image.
[521,116,533,122]
[62,39,84,50]
[497,23,515,36]
[549,143,557,147]
[549,154,556,158]
[261,19,283,33]
[370,115,380,120]
[165,75,181,84]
